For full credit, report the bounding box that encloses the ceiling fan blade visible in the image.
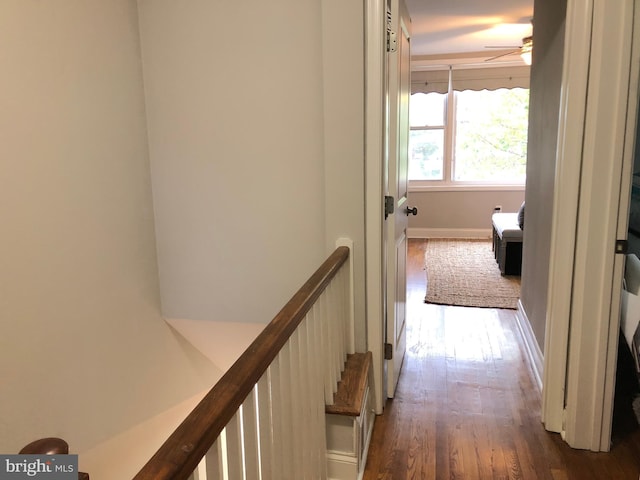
[484,50,519,62]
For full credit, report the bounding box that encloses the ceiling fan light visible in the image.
[520,36,533,65]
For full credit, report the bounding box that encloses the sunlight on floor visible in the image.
[407,303,512,362]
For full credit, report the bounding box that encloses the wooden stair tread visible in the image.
[325,351,372,416]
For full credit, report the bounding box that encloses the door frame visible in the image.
[541,0,593,435]
[365,0,387,414]
[365,0,640,447]
[544,0,640,451]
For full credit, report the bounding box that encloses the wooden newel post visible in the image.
[19,438,89,480]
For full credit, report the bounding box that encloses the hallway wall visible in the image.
[0,0,371,467]
[408,189,525,233]
[520,0,568,350]
[321,0,367,349]
[137,0,328,326]
[0,0,221,456]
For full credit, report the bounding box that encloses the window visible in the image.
[454,89,528,182]
[409,68,530,187]
[409,92,446,180]
[409,128,445,180]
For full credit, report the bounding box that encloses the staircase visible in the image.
[131,244,362,479]
[22,244,374,479]
[326,352,375,480]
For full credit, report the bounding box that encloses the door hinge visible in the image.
[384,195,395,219]
[387,29,398,53]
[615,239,629,254]
[384,342,393,360]
[386,7,397,53]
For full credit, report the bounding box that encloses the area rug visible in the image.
[424,238,521,309]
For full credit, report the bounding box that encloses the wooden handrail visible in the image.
[20,438,89,480]
[134,246,350,480]
[20,437,70,455]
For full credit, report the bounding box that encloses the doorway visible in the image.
[389,0,640,454]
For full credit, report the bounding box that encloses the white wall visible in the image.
[408,189,525,233]
[137,0,327,325]
[0,0,221,457]
[0,0,368,473]
[322,0,367,350]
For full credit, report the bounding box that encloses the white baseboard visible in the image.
[327,452,358,480]
[407,227,492,239]
[515,299,543,391]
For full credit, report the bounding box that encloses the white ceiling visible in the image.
[405,0,533,62]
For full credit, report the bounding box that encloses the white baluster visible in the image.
[256,371,274,480]
[289,328,304,479]
[225,412,244,479]
[241,388,260,480]
[340,268,349,358]
[325,283,337,377]
[306,310,328,479]
[319,294,334,404]
[307,303,322,474]
[329,291,340,395]
[202,437,225,480]
[267,360,286,479]
[277,343,295,479]
[334,275,347,369]
[187,457,206,480]
[298,320,315,478]
[329,285,342,386]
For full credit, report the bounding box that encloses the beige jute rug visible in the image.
[424,238,521,309]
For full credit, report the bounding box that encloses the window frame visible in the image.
[409,83,528,192]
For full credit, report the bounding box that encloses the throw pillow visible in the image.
[517,202,525,230]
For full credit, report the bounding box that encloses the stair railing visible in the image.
[134,243,353,479]
[19,437,89,479]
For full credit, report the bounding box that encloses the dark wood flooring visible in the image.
[363,238,640,479]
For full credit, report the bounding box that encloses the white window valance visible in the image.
[411,65,530,94]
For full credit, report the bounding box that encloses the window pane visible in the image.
[409,129,444,180]
[454,88,528,182]
[410,92,446,127]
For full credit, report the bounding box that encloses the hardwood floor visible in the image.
[363,238,640,479]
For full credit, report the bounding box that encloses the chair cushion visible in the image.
[492,212,523,241]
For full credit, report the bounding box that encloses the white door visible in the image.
[385,0,412,398]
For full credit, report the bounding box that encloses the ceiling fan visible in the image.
[484,36,533,65]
